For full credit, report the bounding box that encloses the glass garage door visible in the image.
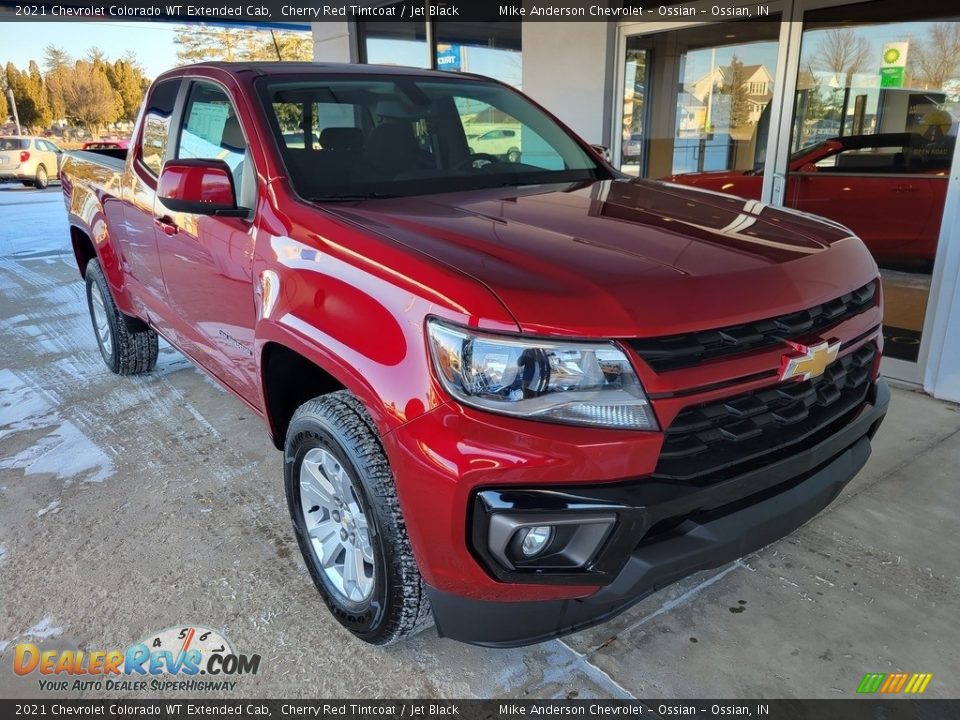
[618,17,783,182]
[786,0,958,367]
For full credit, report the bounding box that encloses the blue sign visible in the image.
[437,44,462,72]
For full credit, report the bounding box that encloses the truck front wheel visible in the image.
[284,391,431,644]
[85,259,159,375]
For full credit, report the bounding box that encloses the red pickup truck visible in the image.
[61,62,889,647]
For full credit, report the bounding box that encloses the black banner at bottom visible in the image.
[2,699,957,720]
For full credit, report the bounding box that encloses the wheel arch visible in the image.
[70,225,97,278]
[261,341,348,449]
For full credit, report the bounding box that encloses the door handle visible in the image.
[154,216,179,236]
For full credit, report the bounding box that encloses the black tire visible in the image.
[284,391,430,645]
[507,147,520,163]
[84,259,159,375]
[35,165,49,190]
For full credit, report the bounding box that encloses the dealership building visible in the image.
[302,0,960,403]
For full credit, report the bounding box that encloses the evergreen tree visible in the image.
[0,80,8,124]
[106,58,148,123]
[5,62,51,132]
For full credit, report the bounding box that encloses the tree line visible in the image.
[1,25,312,138]
[2,46,150,137]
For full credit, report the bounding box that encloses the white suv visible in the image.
[0,136,64,189]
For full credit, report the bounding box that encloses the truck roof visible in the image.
[159,61,476,81]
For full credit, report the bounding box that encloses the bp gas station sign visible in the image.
[880,42,909,88]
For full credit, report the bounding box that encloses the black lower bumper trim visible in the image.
[430,382,888,647]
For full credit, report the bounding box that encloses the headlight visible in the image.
[426,319,658,430]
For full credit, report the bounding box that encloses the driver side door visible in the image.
[154,78,261,404]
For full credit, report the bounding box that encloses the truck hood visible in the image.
[325,178,877,337]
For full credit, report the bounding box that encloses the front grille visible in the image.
[655,343,877,482]
[629,281,877,372]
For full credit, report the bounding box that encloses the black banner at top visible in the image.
[0,0,782,23]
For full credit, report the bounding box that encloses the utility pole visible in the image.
[7,88,21,135]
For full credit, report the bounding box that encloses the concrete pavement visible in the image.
[1,184,957,699]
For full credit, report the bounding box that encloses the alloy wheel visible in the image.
[89,282,113,357]
[299,447,375,602]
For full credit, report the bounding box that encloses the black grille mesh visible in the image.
[654,344,877,482]
[629,281,877,372]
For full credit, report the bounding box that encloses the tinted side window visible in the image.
[177,81,247,191]
[140,79,180,177]
[816,145,908,173]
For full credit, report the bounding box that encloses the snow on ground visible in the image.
[0,187,117,486]
[0,185,71,258]
[0,368,114,484]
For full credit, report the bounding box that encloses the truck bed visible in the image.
[69,148,127,169]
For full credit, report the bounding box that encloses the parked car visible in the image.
[61,62,888,648]
[0,135,64,189]
[82,139,130,151]
[663,132,953,268]
[468,127,521,162]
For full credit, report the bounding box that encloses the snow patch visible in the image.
[0,370,114,484]
[25,617,64,640]
[1,420,114,485]
[37,500,62,517]
[0,369,55,440]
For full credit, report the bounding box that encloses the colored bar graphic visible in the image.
[858,672,932,694]
[857,673,885,693]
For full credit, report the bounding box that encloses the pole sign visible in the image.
[437,44,462,72]
[880,42,909,88]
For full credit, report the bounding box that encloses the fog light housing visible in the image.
[520,526,553,557]
[484,512,617,572]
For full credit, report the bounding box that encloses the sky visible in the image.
[2,22,183,78]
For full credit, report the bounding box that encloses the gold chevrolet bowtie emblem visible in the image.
[779,339,841,382]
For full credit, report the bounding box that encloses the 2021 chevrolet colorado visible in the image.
[60,62,889,647]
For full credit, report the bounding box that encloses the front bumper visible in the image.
[427,379,888,647]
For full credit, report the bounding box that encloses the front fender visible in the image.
[250,226,518,439]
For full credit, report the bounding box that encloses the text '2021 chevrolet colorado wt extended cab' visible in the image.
[60,62,889,647]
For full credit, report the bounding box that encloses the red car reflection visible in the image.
[81,139,130,150]
[664,133,953,269]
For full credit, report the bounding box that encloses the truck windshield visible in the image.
[258,74,609,200]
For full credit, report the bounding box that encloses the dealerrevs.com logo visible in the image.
[13,625,261,693]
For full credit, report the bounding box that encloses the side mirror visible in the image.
[591,144,611,162]
[798,162,818,174]
[158,159,243,216]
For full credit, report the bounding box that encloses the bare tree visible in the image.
[173,26,311,64]
[910,23,960,90]
[61,60,119,137]
[813,28,872,87]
